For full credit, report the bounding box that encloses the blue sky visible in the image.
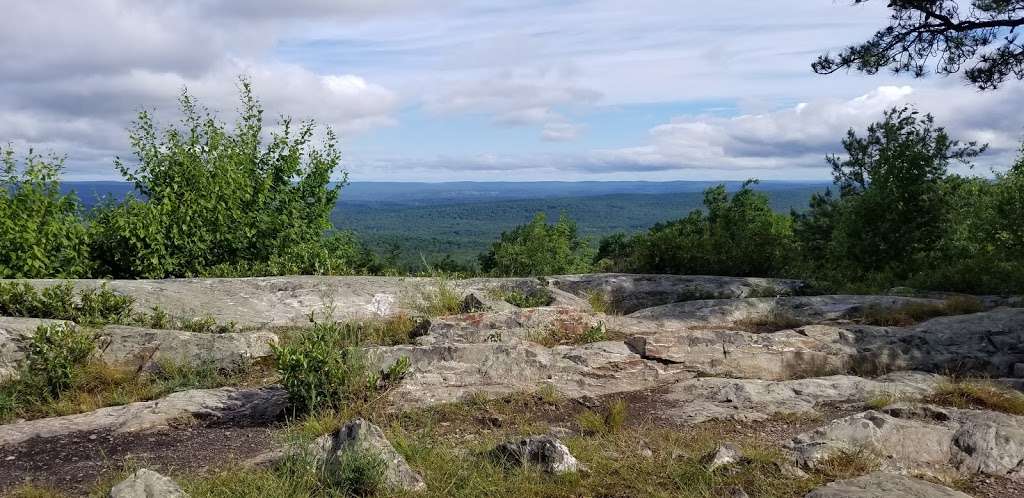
[2,1,1023,181]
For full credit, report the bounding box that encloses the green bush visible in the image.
[479,212,593,277]
[0,147,92,278]
[0,281,135,325]
[89,80,350,278]
[271,321,410,414]
[26,324,96,397]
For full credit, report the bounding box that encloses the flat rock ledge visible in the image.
[789,404,1024,481]
[803,472,973,498]
[0,386,287,447]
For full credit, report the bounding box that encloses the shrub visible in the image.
[0,147,92,278]
[0,281,135,325]
[89,80,348,278]
[272,321,411,414]
[26,324,96,397]
[489,285,553,308]
[479,212,594,277]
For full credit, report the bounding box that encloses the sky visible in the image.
[2,0,1023,182]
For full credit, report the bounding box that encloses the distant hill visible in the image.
[61,180,827,266]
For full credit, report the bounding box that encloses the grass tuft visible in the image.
[858,296,984,326]
[410,275,464,317]
[577,399,628,435]
[925,380,1024,415]
[734,309,806,333]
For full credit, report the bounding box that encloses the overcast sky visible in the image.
[3,0,1023,181]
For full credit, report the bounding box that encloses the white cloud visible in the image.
[541,123,584,142]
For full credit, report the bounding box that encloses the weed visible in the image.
[858,296,985,326]
[586,290,613,314]
[577,399,628,435]
[531,321,616,347]
[490,286,554,308]
[410,275,464,317]
[864,392,904,410]
[925,380,1024,415]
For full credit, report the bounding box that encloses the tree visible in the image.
[90,80,346,277]
[479,212,593,277]
[0,147,91,278]
[795,106,987,283]
[815,1,1024,90]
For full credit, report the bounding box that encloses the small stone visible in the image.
[4,456,13,461]
[703,443,743,471]
[108,469,187,498]
[726,486,750,498]
[308,418,426,492]
[492,435,583,474]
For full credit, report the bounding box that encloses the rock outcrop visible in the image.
[0,387,286,446]
[98,325,277,370]
[803,472,973,498]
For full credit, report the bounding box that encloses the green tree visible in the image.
[479,212,593,277]
[816,1,1024,90]
[797,107,984,282]
[89,80,345,277]
[0,147,91,278]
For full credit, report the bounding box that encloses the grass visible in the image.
[864,392,905,410]
[410,275,466,317]
[0,357,265,423]
[529,321,620,347]
[924,380,1024,415]
[585,291,613,314]
[734,309,807,333]
[576,399,628,435]
[488,286,554,308]
[857,296,984,326]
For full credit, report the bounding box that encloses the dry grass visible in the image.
[925,380,1024,415]
[734,309,807,333]
[858,296,984,326]
[529,321,622,347]
[585,291,613,314]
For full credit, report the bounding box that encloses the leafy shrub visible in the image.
[0,147,92,278]
[479,212,593,277]
[89,80,349,278]
[0,281,135,325]
[272,321,411,414]
[26,324,96,397]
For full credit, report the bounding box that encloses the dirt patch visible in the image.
[0,421,280,494]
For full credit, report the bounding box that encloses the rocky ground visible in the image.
[1,273,1023,497]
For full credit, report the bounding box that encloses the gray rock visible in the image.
[492,435,582,473]
[548,273,805,314]
[947,409,1024,479]
[704,443,743,471]
[659,372,942,424]
[803,472,972,498]
[0,387,286,447]
[98,326,277,370]
[109,469,188,498]
[308,418,425,492]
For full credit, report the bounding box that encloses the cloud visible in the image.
[541,123,584,142]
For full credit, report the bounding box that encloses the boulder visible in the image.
[803,472,972,498]
[308,418,425,492]
[703,443,743,471]
[492,435,582,473]
[108,469,187,498]
[0,387,287,447]
[98,326,277,370]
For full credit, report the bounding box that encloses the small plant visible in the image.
[586,290,613,314]
[577,398,629,435]
[858,296,984,326]
[491,286,554,308]
[0,281,135,325]
[272,321,411,414]
[580,322,608,343]
[26,323,96,397]
[331,450,387,496]
[925,380,1024,415]
[735,309,806,333]
[815,447,880,481]
[531,320,616,347]
[411,275,464,317]
[864,392,902,410]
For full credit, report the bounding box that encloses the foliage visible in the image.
[0,147,92,278]
[0,281,135,325]
[88,80,347,278]
[488,285,554,308]
[25,324,96,397]
[479,212,594,277]
[599,180,794,277]
[816,1,1024,90]
[272,321,410,414]
[409,274,466,317]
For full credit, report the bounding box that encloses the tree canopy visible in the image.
[815,1,1024,89]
